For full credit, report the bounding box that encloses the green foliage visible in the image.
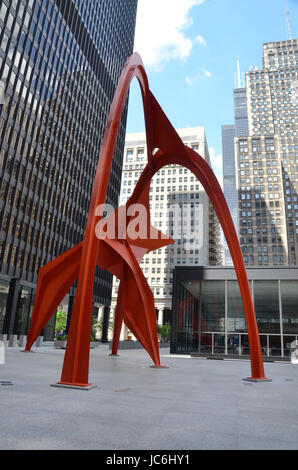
[157,324,171,343]
[56,334,68,341]
[55,310,67,335]
[56,334,98,342]
[90,334,99,342]
[93,316,114,335]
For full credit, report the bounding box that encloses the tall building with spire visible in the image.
[222,58,248,264]
[285,0,292,41]
[234,58,249,137]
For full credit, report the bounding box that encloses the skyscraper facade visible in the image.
[222,123,236,265]
[222,62,249,264]
[0,0,138,341]
[109,128,222,340]
[234,87,249,137]
[236,39,298,266]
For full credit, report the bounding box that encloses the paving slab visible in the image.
[0,345,298,450]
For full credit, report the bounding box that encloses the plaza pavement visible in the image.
[0,343,298,450]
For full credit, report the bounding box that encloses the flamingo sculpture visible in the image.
[25,53,267,388]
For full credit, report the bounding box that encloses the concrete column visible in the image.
[108,306,115,341]
[120,322,127,341]
[0,341,5,365]
[158,308,164,326]
[101,306,110,343]
[18,335,27,347]
[94,306,105,340]
[0,334,7,345]
[65,295,75,334]
[34,336,43,347]
[98,305,105,322]
[8,335,18,347]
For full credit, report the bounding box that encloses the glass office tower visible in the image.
[0,0,138,339]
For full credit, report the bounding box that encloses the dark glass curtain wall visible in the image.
[173,276,298,358]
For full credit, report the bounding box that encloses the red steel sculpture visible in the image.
[25,53,267,386]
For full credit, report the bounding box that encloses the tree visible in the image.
[92,315,114,340]
[55,309,67,335]
[157,324,171,343]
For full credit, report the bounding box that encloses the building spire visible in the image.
[236,57,242,88]
[285,0,292,40]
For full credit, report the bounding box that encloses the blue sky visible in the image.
[126,0,298,180]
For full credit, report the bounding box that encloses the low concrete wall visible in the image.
[54,340,99,349]
[190,352,291,362]
[109,341,170,350]
[0,335,43,348]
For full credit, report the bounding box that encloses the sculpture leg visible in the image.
[57,240,97,387]
[99,239,163,367]
[185,148,266,380]
[57,289,93,387]
[25,243,83,351]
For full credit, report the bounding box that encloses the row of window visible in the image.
[0,0,137,301]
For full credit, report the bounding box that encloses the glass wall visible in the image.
[176,281,199,353]
[227,281,247,333]
[174,276,298,358]
[200,281,225,333]
[254,281,280,334]
[14,286,33,336]
[281,281,298,334]
[0,279,9,334]
[280,281,298,357]
[0,280,55,340]
[175,280,225,353]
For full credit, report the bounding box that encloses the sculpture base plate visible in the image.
[243,377,272,383]
[51,382,97,391]
[109,354,120,357]
[150,365,169,369]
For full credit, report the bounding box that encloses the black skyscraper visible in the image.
[0,0,138,340]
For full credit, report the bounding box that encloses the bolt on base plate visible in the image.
[150,365,169,369]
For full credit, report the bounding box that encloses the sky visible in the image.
[126,0,298,183]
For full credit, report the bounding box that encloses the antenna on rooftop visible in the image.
[285,0,292,40]
[236,57,241,89]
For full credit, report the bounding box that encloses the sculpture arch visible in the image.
[25,53,267,386]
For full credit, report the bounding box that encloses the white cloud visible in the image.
[195,35,207,47]
[185,75,199,86]
[134,0,205,72]
[202,67,212,78]
[185,67,213,86]
[209,148,223,188]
